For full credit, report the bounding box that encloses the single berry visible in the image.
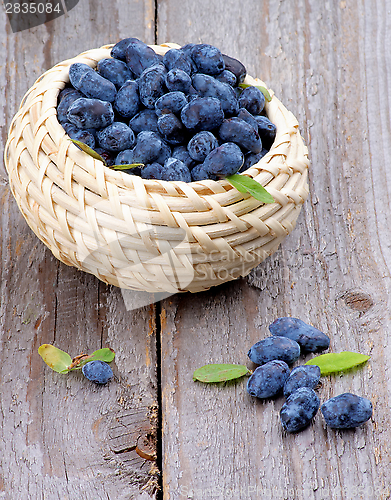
[283,365,321,397]
[238,86,265,115]
[82,360,113,384]
[247,336,301,366]
[202,142,244,177]
[190,43,225,75]
[246,360,290,399]
[269,317,330,353]
[321,393,373,429]
[280,387,320,432]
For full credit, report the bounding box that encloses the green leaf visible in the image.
[238,83,272,102]
[90,348,116,363]
[68,348,116,370]
[38,344,72,374]
[226,174,274,203]
[193,363,250,383]
[70,139,106,164]
[110,163,144,170]
[305,351,370,376]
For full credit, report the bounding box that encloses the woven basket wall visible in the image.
[4,43,310,293]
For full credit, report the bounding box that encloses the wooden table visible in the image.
[1,1,390,498]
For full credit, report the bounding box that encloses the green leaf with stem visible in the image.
[305,351,370,376]
[69,348,116,370]
[38,344,73,374]
[225,174,274,203]
[193,363,250,383]
[238,83,272,102]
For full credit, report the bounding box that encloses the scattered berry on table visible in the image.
[248,336,301,366]
[283,365,321,397]
[82,360,113,384]
[321,393,373,429]
[269,317,331,353]
[246,360,290,399]
[280,387,320,432]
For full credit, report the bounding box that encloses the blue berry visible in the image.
[129,109,159,133]
[67,98,114,129]
[97,122,135,152]
[114,80,140,118]
[181,97,224,132]
[162,158,191,182]
[219,117,262,153]
[190,44,225,75]
[172,145,198,170]
[124,39,162,78]
[57,89,83,124]
[191,74,239,117]
[138,64,167,109]
[69,63,92,88]
[97,58,134,88]
[141,163,165,180]
[247,336,301,366]
[221,54,247,84]
[191,164,213,181]
[130,131,170,165]
[280,388,320,432]
[269,317,330,353]
[202,142,244,177]
[321,393,373,429]
[165,68,192,93]
[155,91,188,117]
[239,149,268,172]
[187,131,218,161]
[255,115,277,149]
[63,122,96,149]
[283,365,321,398]
[238,86,265,115]
[69,63,117,103]
[82,360,113,384]
[247,360,290,399]
[111,37,138,61]
[215,70,237,87]
[237,108,259,132]
[163,48,193,74]
[157,113,186,145]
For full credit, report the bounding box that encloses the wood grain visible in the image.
[0,2,159,499]
[1,0,391,498]
[158,0,391,499]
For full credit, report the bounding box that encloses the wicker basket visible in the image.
[4,43,310,293]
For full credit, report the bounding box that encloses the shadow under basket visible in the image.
[4,43,310,294]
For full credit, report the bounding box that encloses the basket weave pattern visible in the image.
[4,44,310,293]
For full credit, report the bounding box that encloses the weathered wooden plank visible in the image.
[158,0,391,498]
[0,2,159,499]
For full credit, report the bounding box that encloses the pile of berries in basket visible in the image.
[58,38,276,182]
